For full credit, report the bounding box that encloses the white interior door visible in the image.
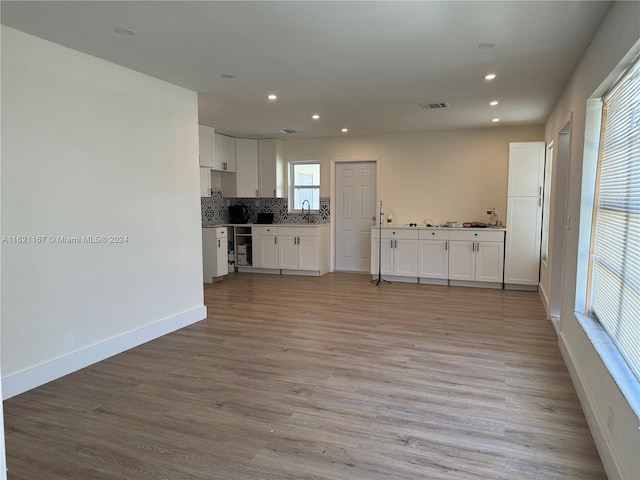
[335,162,376,272]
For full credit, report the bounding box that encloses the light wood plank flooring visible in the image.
[4,272,606,479]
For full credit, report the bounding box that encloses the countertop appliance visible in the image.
[229,205,249,224]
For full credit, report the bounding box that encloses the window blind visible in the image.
[591,58,640,382]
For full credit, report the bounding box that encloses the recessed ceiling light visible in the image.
[492,118,500,123]
[115,28,136,36]
[267,94,278,101]
[341,128,348,133]
[478,43,496,49]
[489,100,499,106]
[220,74,235,79]
[312,114,320,120]
[484,73,497,80]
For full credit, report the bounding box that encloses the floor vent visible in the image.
[419,102,449,109]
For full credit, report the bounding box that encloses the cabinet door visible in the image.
[394,239,419,277]
[223,135,236,172]
[371,238,393,275]
[199,167,211,197]
[448,241,475,281]
[215,235,228,277]
[202,229,215,283]
[279,235,298,269]
[418,240,448,279]
[505,195,541,284]
[235,139,258,197]
[508,142,545,196]
[258,235,279,269]
[213,133,224,170]
[298,235,318,270]
[198,125,214,167]
[475,241,504,283]
[258,139,284,197]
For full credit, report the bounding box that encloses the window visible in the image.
[589,58,640,382]
[289,162,320,211]
[541,142,553,263]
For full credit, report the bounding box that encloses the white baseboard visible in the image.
[2,306,207,400]
[558,332,624,480]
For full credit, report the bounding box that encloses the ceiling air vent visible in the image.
[419,102,449,109]
[278,128,299,134]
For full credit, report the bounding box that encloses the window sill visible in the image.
[574,312,640,417]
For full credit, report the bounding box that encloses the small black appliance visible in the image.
[228,205,249,224]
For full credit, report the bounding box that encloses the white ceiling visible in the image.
[1,1,611,139]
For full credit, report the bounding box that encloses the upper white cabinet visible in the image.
[198,124,215,168]
[200,167,212,197]
[213,133,236,172]
[505,142,545,289]
[229,138,259,198]
[258,139,284,198]
[507,142,545,197]
[236,139,258,197]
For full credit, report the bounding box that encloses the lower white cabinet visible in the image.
[253,225,329,275]
[202,227,228,282]
[371,227,505,288]
[449,230,504,284]
[279,227,320,271]
[371,228,419,279]
[254,226,279,269]
[418,229,449,280]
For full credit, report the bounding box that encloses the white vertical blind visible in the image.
[591,59,640,382]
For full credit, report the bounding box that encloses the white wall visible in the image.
[542,2,640,479]
[1,27,206,398]
[284,126,543,227]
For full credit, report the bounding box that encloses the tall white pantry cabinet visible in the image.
[504,142,545,290]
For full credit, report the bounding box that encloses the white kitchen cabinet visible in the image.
[202,227,228,282]
[200,167,212,197]
[213,133,236,172]
[258,139,284,197]
[278,227,320,272]
[255,226,279,269]
[449,230,504,286]
[236,139,258,197]
[505,142,545,289]
[222,138,258,197]
[418,229,449,282]
[198,124,215,168]
[371,228,419,281]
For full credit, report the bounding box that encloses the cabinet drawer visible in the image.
[279,226,318,238]
[449,230,505,242]
[418,229,449,240]
[371,228,419,240]
[255,226,278,236]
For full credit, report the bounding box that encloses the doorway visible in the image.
[334,161,377,272]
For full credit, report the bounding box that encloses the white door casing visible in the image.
[335,162,376,272]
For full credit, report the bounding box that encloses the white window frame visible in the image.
[288,161,320,213]
[584,57,640,386]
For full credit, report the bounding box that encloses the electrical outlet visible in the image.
[606,405,614,433]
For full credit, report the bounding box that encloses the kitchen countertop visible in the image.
[373,225,507,231]
[203,223,329,228]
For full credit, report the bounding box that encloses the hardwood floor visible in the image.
[4,272,606,479]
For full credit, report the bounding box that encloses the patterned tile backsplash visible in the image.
[202,191,330,226]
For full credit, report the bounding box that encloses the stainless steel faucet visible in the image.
[301,199,311,223]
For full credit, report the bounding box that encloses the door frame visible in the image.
[330,157,381,272]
